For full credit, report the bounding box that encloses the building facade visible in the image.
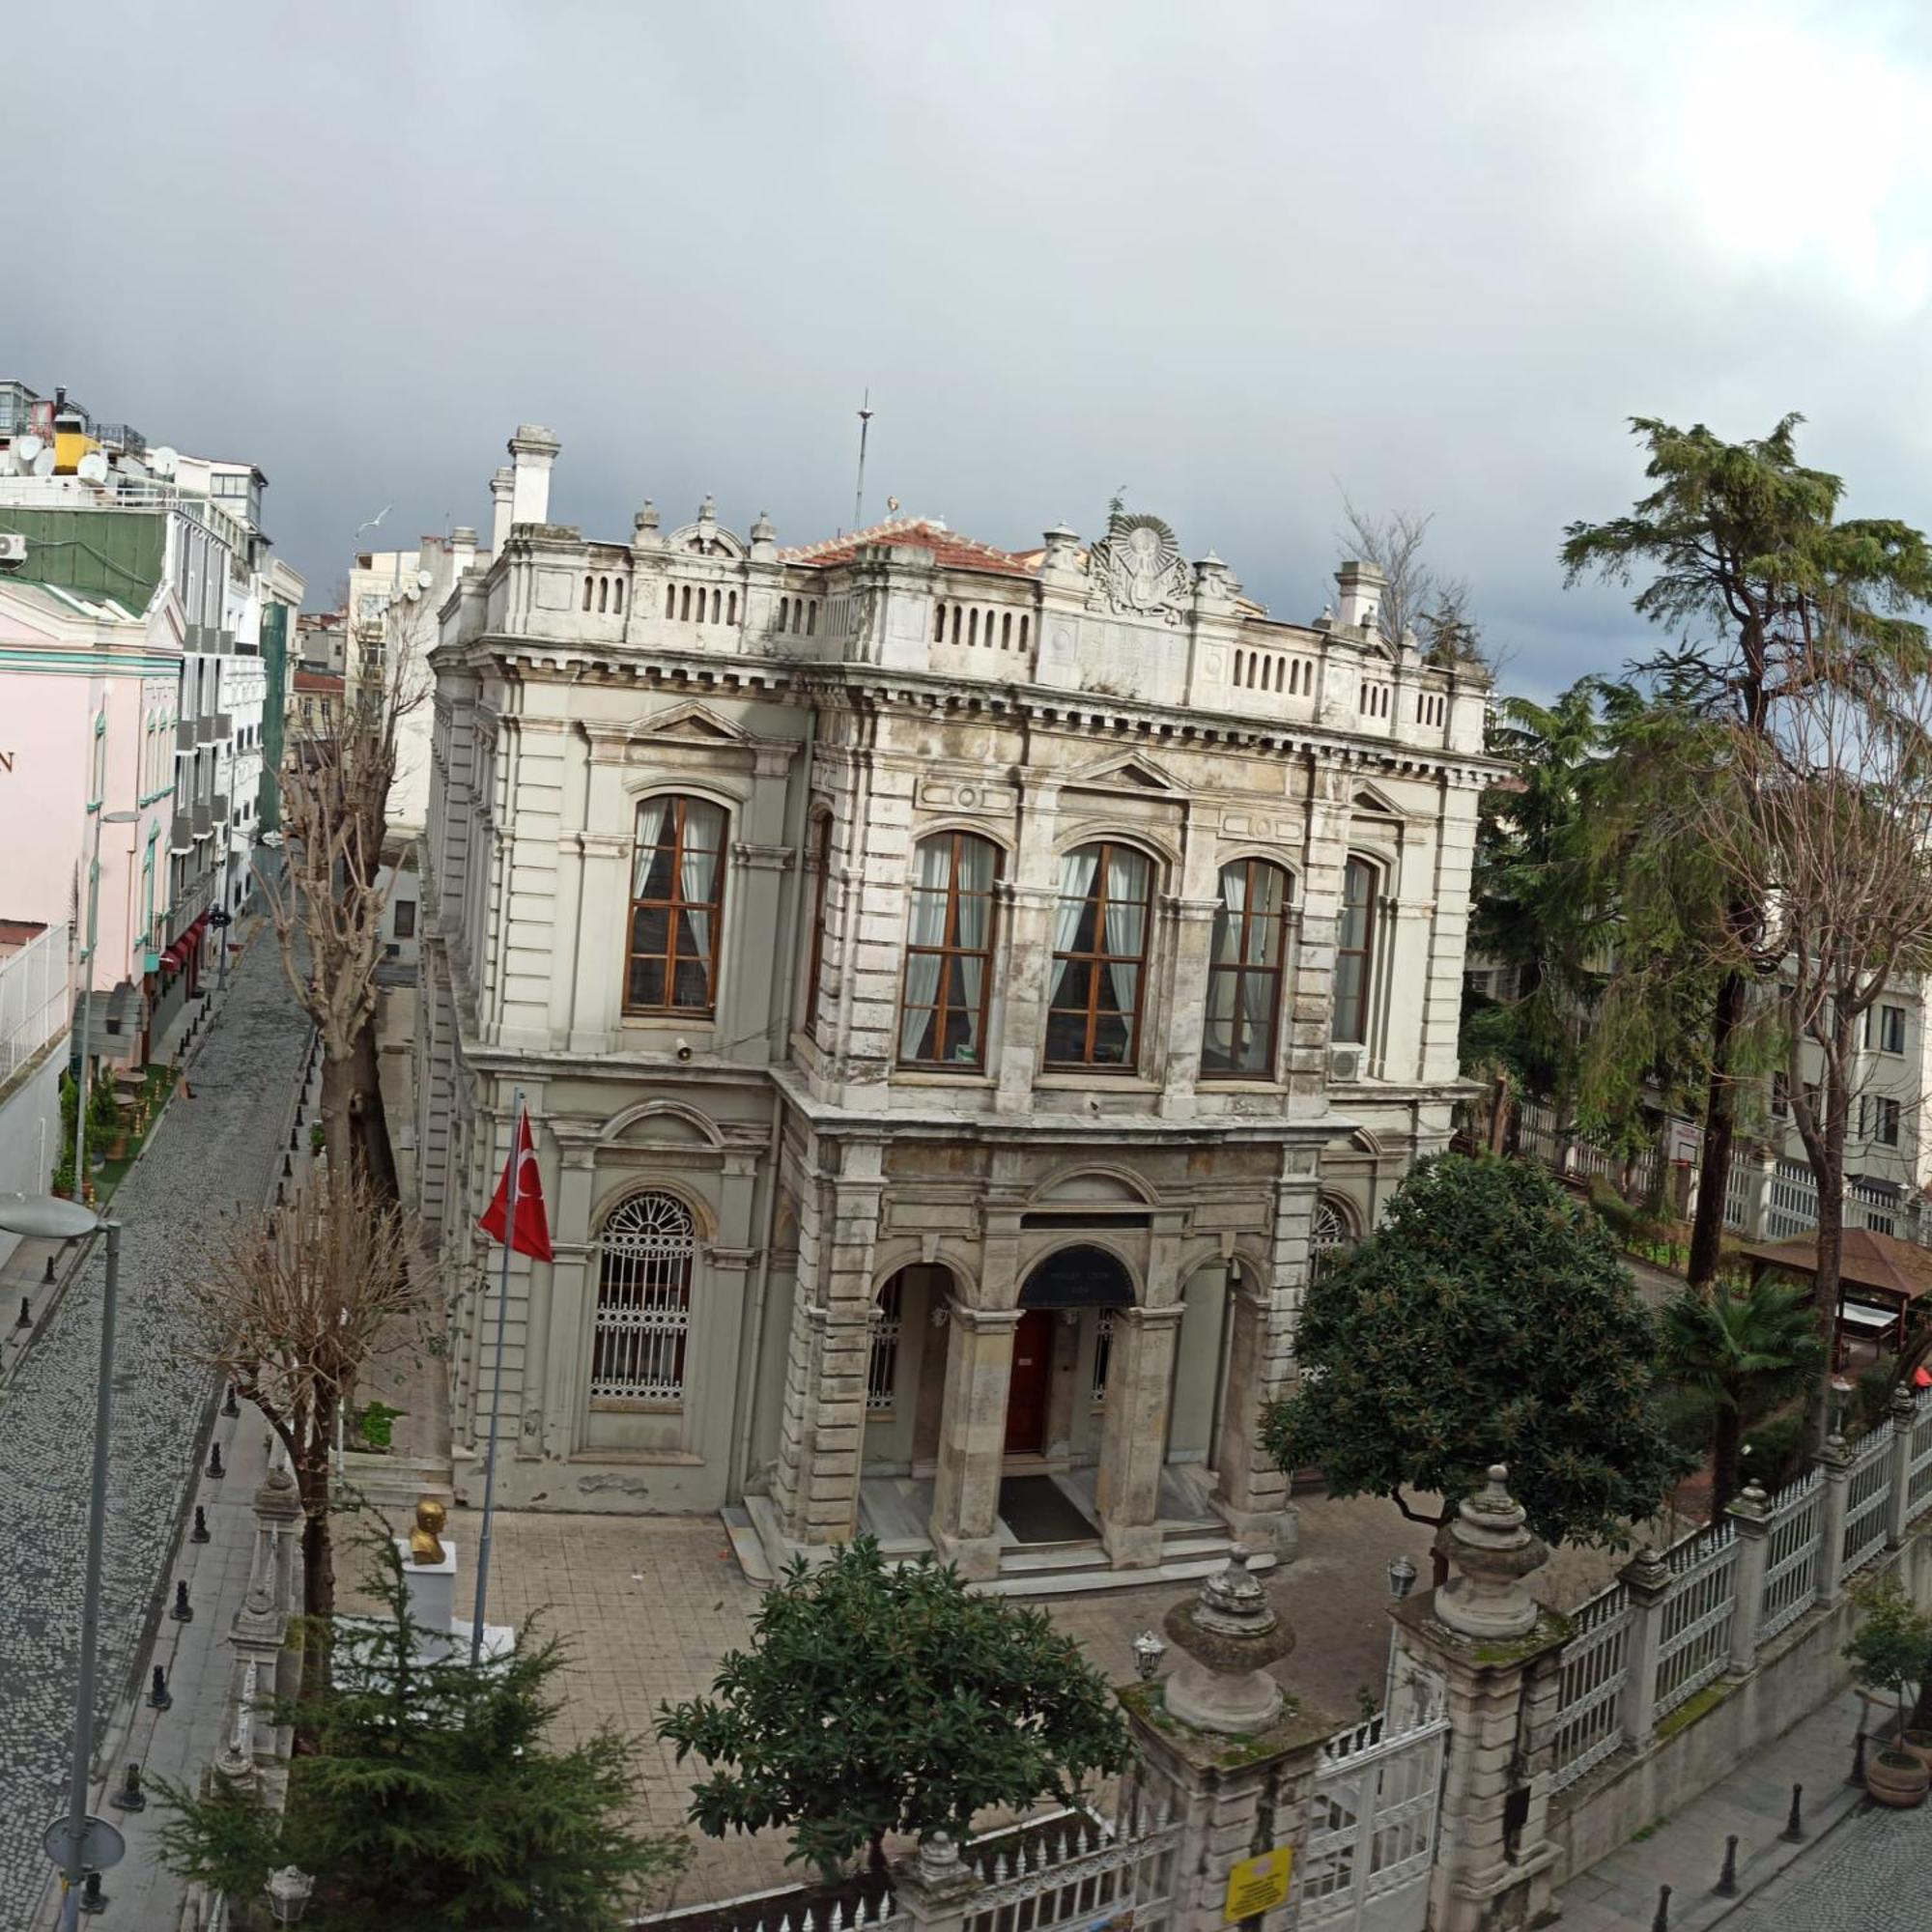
[417,426,1499,1585]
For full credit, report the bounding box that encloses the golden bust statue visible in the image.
[409,1496,447,1566]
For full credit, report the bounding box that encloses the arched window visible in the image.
[625,795,727,1015]
[1311,1194,1356,1277]
[1045,841,1153,1068]
[591,1193,696,1404]
[803,812,833,1031]
[1203,860,1291,1077]
[612,579,624,613]
[711,587,722,623]
[1332,858,1378,1044]
[597,577,610,612]
[727,590,737,624]
[664,583,675,618]
[680,585,692,621]
[582,576,594,611]
[898,831,999,1066]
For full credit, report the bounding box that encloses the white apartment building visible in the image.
[416,425,1500,1589]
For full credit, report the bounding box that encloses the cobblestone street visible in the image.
[0,936,308,1928]
[1730,1786,1932,1932]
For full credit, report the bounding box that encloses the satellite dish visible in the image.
[77,451,109,485]
[415,569,434,590]
[30,448,55,477]
[14,434,43,466]
[150,445,178,478]
[403,581,422,602]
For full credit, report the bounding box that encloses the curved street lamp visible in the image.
[267,1863,315,1923]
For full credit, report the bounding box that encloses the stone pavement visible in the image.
[1553,1686,1874,1930]
[436,1486,1657,1911]
[0,933,309,1931]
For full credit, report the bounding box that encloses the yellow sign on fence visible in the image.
[1224,1844,1293,1921]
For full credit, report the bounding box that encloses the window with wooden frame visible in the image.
[803,812,833,1032]
[898,831,1000,1066]
[1044,841,1154,1068]
[1330,857,1378,1044]
[624,794,727,1015]
[1203,859,1292,1077]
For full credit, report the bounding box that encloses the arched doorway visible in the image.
[860,1264,952,1477]
[1013,1245,1135,1457]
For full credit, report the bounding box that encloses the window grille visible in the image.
[591,1193,696,1403]
[867,1276,905,1411]
[1091,1309,1117,1404]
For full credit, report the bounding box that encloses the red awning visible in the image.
[160,941,186,972]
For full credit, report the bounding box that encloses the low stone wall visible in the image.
[1548,1530,1932,1884]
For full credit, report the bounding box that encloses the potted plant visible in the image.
[90,1078,128,1163]
[355,1401,404,1453]
[1845,1577,1932,1804]
[51,1150,76,1201]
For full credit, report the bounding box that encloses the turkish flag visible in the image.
[479,1108,554,1261]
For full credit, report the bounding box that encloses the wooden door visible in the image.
[1005,1309,1053,1455]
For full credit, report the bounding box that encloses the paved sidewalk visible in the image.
[1553,1687,1875,1930]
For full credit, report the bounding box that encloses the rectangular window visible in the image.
[803,813,832,1033]
[1203,860,1291,1077]
[898,832,1000,1067]
[1044,842,1152,1068]
[1331,858,1377,1044]
[393,899,417,939]
[1865,1096,1902,1146]
[625,795,726,1015]
[1868,1005,1907,1055]
[1771,1071,1789,1120]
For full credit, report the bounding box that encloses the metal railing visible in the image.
[0,922,71,1084]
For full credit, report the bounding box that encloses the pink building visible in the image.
[0,580,181,1062]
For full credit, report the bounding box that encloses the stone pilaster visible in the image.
[1617,1544,1671,1745]
[1887,1385,1918,1548]
[1725,1484,1773,1674]
[927,1307,1018,1580]
[1094,1303,1182,1569]
[1815,1431,1853,1609]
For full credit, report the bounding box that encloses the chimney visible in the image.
[488,469,514,552]
[506,424,560,531]
[1334,560,1386,635]
[450,526,478,574]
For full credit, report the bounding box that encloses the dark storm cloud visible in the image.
[12,1,1932,694]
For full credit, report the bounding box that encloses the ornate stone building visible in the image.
[416,425,1499,1587]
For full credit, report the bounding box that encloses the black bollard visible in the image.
[208,1439,224,1479]
[1850,1727,1868,1786]
[108,1762,146,1813]
[274,1179,284,1207]
[1652,1883,1670,1931]
[41,1252,55,1285]
[171,1578,193,1622]
[1780,1782,1804,1843]
[79,1872,105,1916]
[282,1151,292,1178]
[190,1504,210,1544]
[14,1295,29,1329]
[1714,1833,1739,1896]
[288,1125,298,1151]
[223,1382,240,1418]
[149,1664,172,1711]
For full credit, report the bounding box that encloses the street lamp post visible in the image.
[72,809,142,1191]
[0,1192,121,1930]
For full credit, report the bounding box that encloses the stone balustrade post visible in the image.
[1615,1546,1672,1750]
[1397,1465,1568,1932]
[1814,1433,1853,1609]
[893,1833,980,1932]
[1724,1485,1772,1675]
[1887,1385,1918,1549]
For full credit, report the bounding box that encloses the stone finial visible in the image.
[254,1460,301,1523]
[751,508,776,543]
[696,495,717,524]
[1433,1463,1548,1642]
[633,500,660,535]
[1159,1547,1294,1734]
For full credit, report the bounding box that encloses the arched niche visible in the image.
[1018,1243,1136,1311]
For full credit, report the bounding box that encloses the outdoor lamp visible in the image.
[1132,1629,1167,1682]
[1387,1553,1419,1603]
[266,1864,314,1924]
[1831,1376,1855,1437]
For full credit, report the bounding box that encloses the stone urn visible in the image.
[1160,1547,1294,1734]
[1868,1746,1930,1808]
[1432,1464,1549,1642]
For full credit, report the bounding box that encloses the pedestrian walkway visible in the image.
[1553,1686,1876,1930]
[0,933,309,1931]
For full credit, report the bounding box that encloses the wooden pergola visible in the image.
[1739,1225,1932,1367]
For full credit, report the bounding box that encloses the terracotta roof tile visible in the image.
[781,518,1037,578]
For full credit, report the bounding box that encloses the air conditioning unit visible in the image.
[0,532,25,565]
[1328,1044,1364,1083]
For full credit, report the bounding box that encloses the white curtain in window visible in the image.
[899,840,951,1056]
[1102,847,1149,1020]
[632,798,668,895]
[1050,848,1100,1006]
[679,801,724,999]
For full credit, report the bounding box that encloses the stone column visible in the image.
[1887,1384,1918,1549]
[1394,1466,1568,1932]
[1617,1544,1672,1747]
[229,1457,302,1797]
[927,1307,1018,1580]
[1095,1303,1182,1569]
[1124,1550,1333,1932]
[538,1144,600,1463]
[1726,1484,1773,1674]
[1815,1431,1853,1609]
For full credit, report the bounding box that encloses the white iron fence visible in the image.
[1294,1708,1448,1930]
[0,921,71,1086]
[1548,1394,1932,1792]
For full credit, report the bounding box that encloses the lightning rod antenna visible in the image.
[853,390,874,533]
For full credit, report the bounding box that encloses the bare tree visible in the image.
[1703,650,1932,1440]
[262,591,429,1200]
[184,1165,427,1696]
[1336,491,1494,671]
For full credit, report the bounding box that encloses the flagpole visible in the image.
[471,1086,523,1665]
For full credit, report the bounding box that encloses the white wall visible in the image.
[0,1041,66,1269]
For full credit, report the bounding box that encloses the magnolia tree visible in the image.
[659,1537,1131,1877]
[1264,1154,1689,1580]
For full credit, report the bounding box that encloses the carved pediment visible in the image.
[1063,751,1187,797]
[1349,782,1404,819]
[1087,511,1188,623]
[627,700,751,748]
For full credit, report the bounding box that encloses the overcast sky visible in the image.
[14,2,1932,695]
